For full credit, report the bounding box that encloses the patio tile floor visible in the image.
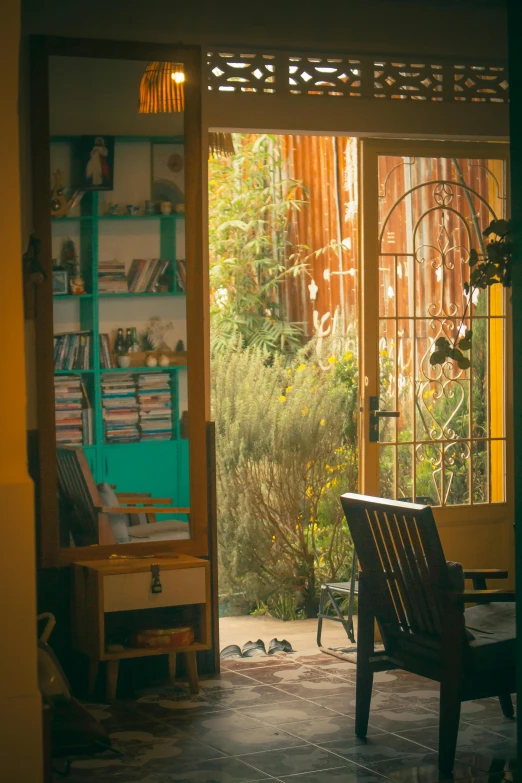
[55,651,517,783]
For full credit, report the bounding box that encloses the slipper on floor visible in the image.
[267,638,294,655]
[220,644,243,660]
[241,639,267,657]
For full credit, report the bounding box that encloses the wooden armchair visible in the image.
[340,493,516,775]
[57,446,190,546]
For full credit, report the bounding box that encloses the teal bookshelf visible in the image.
[51,135,189,508]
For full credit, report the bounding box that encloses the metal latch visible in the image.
[150,564,163,594]
[369,396,400,442]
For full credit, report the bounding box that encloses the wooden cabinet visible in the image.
[29,37,209,567]
[72,555,211,699]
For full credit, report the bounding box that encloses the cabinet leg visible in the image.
[168,653,177,685]
[88,658,99,695]
[184,651,199,694]
[106,660,119,702]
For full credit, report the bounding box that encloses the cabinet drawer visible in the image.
[103,567,206,612]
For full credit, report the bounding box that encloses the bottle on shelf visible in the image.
[125,328,133,353]
[114,328,127,355]
[129,327,140,353]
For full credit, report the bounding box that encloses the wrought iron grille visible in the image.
[377,156,506,507]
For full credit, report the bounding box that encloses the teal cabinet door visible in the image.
[102,441,181,503]
[177,440,190,507]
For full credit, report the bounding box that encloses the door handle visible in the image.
[369,396,400,442]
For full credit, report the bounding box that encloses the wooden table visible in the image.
[72,555,211,700]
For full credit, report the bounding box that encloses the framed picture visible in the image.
[52,269,68,295]
[151,143,185,205]
[73,135,115,191]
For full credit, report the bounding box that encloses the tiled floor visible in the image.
[56,652,517,783]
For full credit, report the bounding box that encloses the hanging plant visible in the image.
[429,219,512,369]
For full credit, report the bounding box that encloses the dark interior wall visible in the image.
[22,0,506,59]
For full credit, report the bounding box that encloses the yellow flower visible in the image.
[279,395,286,403]
[297,363,306,372]
[320,419,325,426]
[380,349,388,357]
[271,535,276,542]
[287,368,292,374]
[343,352,353,360]
[295,524,299,531]
[328,356,337,364]
[311,385,317,392]
[286,385,293,393]
[301,406,309,416]
[306,486,313,498]
[311,365,317,370]
[423,390,429,398]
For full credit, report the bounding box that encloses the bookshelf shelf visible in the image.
[100,364,186,373]
[99,292,185,299]
[54,369,94,375]
[98,214,185,221]
[53,294,94,301]
[51,216,93,222]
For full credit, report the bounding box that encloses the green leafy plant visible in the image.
[430,219,512,369]
[212,334,358,618]
[209,134,309,354]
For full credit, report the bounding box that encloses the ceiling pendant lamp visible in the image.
[139,62,185,113]
[208,132,236,159]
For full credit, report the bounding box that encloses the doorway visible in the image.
[209,134,512,660]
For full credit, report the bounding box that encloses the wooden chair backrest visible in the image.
[340,493,450,652]
[57,446,101,545]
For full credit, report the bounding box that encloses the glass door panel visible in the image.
[363,145,507,508]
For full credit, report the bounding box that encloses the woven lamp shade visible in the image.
[139,62,184,113]
[208,132,236,159]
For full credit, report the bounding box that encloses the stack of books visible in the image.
[54,331,91,371]
[176,259,186,292]
[101,374,139,443]
[54,375,93,445]
[137,373,173,441]
[127,259,170,293]
[99,261,128,293]
[99,334,115,369]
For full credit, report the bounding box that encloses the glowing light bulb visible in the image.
[172,70,185,83]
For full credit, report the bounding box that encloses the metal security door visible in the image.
[360,140,510,524]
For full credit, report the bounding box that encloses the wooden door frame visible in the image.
[29,35,209,567]
[359,138,512,529]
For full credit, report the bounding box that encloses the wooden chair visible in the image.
[57,446,190,546]
[340,493,516,774]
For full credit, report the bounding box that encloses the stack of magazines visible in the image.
[54,375,92,445]
[101,374,139,443]
[137,373,173,440]
[99,260,128,293]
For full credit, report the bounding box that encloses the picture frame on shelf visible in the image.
[151,143,185,206]
[73,135,115,191]
[52,269,68,295]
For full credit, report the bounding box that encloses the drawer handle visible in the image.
[150,564,163,594]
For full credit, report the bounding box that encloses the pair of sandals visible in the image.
[221,638,294,660]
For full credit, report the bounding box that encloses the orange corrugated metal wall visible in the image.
[281,136,359,335]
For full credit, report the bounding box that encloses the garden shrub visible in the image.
[212,334,358,618]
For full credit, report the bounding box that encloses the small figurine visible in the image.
[70,274,86,295]
[175,339,185,353]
